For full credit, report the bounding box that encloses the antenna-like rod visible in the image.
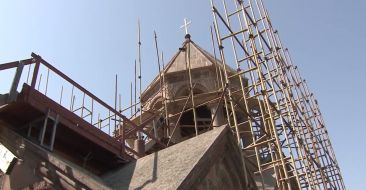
[137,19,143,140]
[130,82,133,117]
[154,31,161,72]
[154,31,164,110]
[114,74,118,133]
[134,60,137,115]
[154,31,168,137]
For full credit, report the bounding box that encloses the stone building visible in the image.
[141,35,228,143]
[131,35,266,153]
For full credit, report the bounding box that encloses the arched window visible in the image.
[179,105,211,138]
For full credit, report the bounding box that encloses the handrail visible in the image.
[0,53,160,158]
[30,53,125,120]
[0,58,34,71]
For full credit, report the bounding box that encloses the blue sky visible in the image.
[0,1,364,189]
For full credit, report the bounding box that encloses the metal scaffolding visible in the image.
[207,0,345,189]
[0,1,345,189]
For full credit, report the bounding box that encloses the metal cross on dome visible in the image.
[180,18,192,35]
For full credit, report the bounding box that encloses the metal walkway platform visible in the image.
[0,53,159,175]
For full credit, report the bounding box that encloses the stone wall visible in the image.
[103,126,250,190]
[0,121,110,190]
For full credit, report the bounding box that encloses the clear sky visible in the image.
[0,1,364,189]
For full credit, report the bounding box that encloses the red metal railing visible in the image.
[0,53,165,158]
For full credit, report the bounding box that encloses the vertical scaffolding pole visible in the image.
[138,19,143,140]
[184,37,199,136]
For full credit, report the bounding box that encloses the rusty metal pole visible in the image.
[8,61,24,102]
[133,19,145,158]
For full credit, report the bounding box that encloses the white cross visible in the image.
[180,18,192,35]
